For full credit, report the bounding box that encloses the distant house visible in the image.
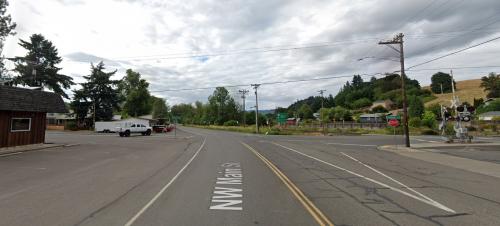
[46,111,75,130]
[370,100,393,111]
[286,118,299,126]
[0,86,67,148]
[359,113,386,123]
[478,111,500,121]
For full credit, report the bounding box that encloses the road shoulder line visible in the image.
[124,137,207,226]
[241,142,334,226]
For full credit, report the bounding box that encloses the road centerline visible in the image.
[241,142,334,226]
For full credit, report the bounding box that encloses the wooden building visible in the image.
[0,86,67,148]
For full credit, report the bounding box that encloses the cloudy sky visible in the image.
[4,0,500,109]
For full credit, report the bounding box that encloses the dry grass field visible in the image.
[423,79,487,107]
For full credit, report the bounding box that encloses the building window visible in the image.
[11,118,31,132]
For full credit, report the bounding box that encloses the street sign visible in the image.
[386,115,401,120]
[388,119,399,127]
[277,113,287,124]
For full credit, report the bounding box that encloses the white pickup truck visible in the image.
[117,123,152,137]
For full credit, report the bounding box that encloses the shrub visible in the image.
[66,121,78,131]
[421,129,438,135]
[409,117,422,127]
[351,98,372,109]
[371,105,388,113]
[421,110,437,128]
[223,120,239,126]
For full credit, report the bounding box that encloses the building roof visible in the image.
[360,113,386,118]
[479,111,500,117]
[0,86,67,113]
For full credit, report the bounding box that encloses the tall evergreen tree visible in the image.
[71,62,120,123]
[12,34,74,97]
[0,0,16,82]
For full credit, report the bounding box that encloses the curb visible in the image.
[0,143,73,156]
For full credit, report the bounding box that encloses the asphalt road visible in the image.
[1,128,500,226]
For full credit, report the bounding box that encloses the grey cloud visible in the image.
[65,52,123,67]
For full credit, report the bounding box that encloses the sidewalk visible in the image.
[0,143,67,156]
[379,143,500,179]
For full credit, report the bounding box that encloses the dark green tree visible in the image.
[408,95,424,118]
[119,69,152,117]
[71,62,120,122]
[12,34,74,98]
[151,96,169,119]
[171,103,195,124]
[430,72,455,94]
[480,72,500,98]
[0,0,16,81]
[298,104,313,119]
[207,87,239,125]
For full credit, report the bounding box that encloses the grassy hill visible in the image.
[423,79,486,107]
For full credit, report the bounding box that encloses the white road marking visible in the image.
[124,137,207,226]
[340,152,453,211]
[272,142,456,213]
[209,162,243,211]
[413,138,439,143]
[324,142,377,147]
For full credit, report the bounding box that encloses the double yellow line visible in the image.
[241,142,334,226]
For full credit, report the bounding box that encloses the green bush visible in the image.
[351,98,372,109]
[421,129,438,135]
[66,121,78,131]
[421,110,437,128]
[223,120,239,126]
[409,117,422,127]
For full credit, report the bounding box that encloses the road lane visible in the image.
[240,132,500,226]
[2,127,500,226]
[127,129,318,226]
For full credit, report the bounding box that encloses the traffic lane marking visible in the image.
[241,142,334,226]
[324,142,377,147]
[271,142,456,214]
[124,137,207,226]
[340,152,454,211]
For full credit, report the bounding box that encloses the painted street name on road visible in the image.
[209,162,243,211]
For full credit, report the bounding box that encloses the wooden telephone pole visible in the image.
[238,89,249,127]
[379,33,410,147]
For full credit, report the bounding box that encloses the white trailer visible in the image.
[95,121,120,133]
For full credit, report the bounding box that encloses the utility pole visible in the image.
[318,89,327,134]
[379,33,410,147]
[239,89,249,127]
[251,84,261,134]
[318,89,326,109]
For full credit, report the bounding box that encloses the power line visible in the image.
[407,35,500,69]
[407,65,500,71]
[150,72,385,93]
